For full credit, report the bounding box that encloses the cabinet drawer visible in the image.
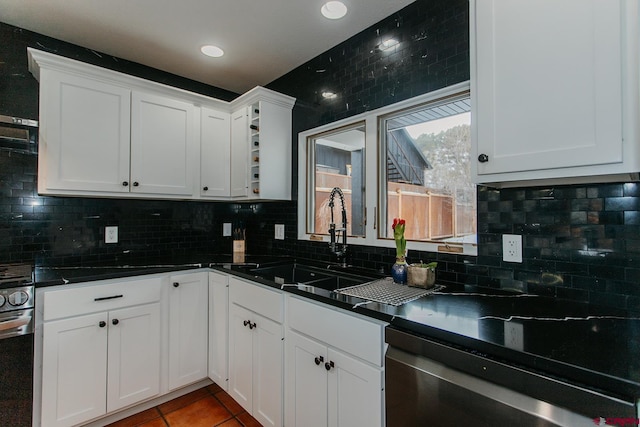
[43,276,163,321]
[287,296,385,366]
[229,276,283,323]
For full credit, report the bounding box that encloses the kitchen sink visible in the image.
[250,263,330,284]
[248,262,373,291]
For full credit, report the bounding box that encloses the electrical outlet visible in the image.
[504,322,524,351]
[105,226,118,244]
[223,223,232,237]
[275,224,285,240]
[502,234,522,263]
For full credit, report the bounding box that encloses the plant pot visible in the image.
[391,257,408,284]
[407,264,436,289]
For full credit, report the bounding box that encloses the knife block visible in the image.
[233,240,245,263]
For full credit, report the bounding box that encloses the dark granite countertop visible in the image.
[33,255,640,405]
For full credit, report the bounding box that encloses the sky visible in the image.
[406,112,470,138]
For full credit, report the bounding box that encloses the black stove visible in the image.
[0,263,34,315]
[0,262,34,427]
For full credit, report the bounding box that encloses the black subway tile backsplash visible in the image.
[2,0,640,311]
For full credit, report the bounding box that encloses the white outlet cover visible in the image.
[105,226,118,244]
[275,224,285,240]
[223,223,232,237]
[504,322,524,351]
[502,234,522,263]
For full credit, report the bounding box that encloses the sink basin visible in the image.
[251,263,331,284]
[249,262,372,291]
[304,275,366,291]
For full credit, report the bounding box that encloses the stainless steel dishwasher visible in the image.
[385,327,636,427]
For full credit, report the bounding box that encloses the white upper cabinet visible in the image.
[201,106,232,197]
[230,108,249,197]
[37,69,131,194]
[471,0,639,186]
[229,87,296,200]
[131,92,198,196]
[28,49,295,201]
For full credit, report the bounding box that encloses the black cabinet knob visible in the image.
[173,282,180,288]
[314,356,324,366]
[112,319,119,325]
[243,320,250,327]
[133,182,140,187]
[478,154,489,163]
[203,186,209,191]
[324,361,335,371]
[99,321,106,328]
[249,321,256,330]
[122,181,129,187]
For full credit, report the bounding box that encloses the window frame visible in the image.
[297,81,477,257]
[304,120,367,236]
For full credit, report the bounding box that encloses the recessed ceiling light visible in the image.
[378,38,399,51]
[322,91,338,99]
[200,45,224,58]
[321,1,348,19]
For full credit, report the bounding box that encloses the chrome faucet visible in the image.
[328,187,348,267]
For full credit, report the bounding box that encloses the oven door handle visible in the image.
[0,309,33,339]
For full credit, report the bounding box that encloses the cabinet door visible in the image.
[228,303,254,412]
[209,271,229,390]
[131,92,197,195]
[327,348,383,427]
[201,107,231,197]
[38,69,131,193]
[168,272,209,390]
[251,101,292,200]
[252,312,283,427]
[230,108,249,197]
[41,313,108,427]
[106,303,161,413]
[285,330,328,427]
[472,0,623,177]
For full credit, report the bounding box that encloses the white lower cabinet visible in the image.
[168,272,209,390]
[208,271,229,390]
[40,277,163,427]
[228,277,283,427]
[42,302,161,427]
[285,296,386,427]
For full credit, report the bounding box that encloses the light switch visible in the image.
[223,223,232,237]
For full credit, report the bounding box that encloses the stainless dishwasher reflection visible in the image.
[385,327,606,427]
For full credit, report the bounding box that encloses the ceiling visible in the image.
[0,0,415,94]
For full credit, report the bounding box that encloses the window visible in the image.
[298,82,476,256]
[379,92,476,244]
[305,122,366,237]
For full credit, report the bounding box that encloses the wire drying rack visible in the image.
[335,277,444,306]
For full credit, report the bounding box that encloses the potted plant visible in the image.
[407,261,437,289]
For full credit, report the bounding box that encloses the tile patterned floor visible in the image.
[106,383,263,427]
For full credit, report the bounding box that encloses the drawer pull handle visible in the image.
[94,294,123,302]
[314,356,324,366]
